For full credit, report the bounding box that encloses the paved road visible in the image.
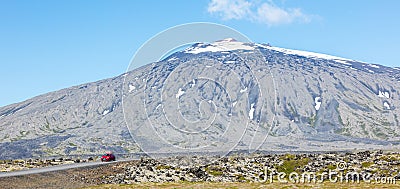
[0,160,118,178]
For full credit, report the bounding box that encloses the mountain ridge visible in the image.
[1,40,400,159]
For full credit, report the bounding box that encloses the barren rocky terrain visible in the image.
[1,151,400,189]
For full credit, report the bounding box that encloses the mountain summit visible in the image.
[1,40,399,159]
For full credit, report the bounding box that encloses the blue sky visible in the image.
[0,0,399,107]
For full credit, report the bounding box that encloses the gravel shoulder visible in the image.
[0,162,125,189]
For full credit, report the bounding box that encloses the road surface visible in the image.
[0,160,119,178]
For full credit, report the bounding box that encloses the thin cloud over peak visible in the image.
[207,0,252,20]
[207,0,314,26]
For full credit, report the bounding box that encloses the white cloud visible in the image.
[207,0,252,20]
[207,0,313,26]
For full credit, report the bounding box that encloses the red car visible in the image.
[101,152,116,162]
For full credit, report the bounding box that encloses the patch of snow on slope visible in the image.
[257,44,356,65]
[176,88,185,99]
[249,103,255,120]
[190,79,196,88]
[369,64,380,68]
[128,84,136,93]
[366,68,375,73]
[232,101,237,107]
[102,109,110,115]
[378,90,390,98]
[384,91,390,99]
[384,102,391,110]
[240,87,247,93]
[334,59,352,65]
[314,97,322,111]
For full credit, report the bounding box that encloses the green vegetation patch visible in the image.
[277,156,310,175]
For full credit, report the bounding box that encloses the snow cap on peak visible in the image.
[184,38,254,54]
[215,38,238,43]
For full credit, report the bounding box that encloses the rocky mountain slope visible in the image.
[1,39,400,159]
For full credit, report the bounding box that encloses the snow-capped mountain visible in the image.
[1,39,400,159]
